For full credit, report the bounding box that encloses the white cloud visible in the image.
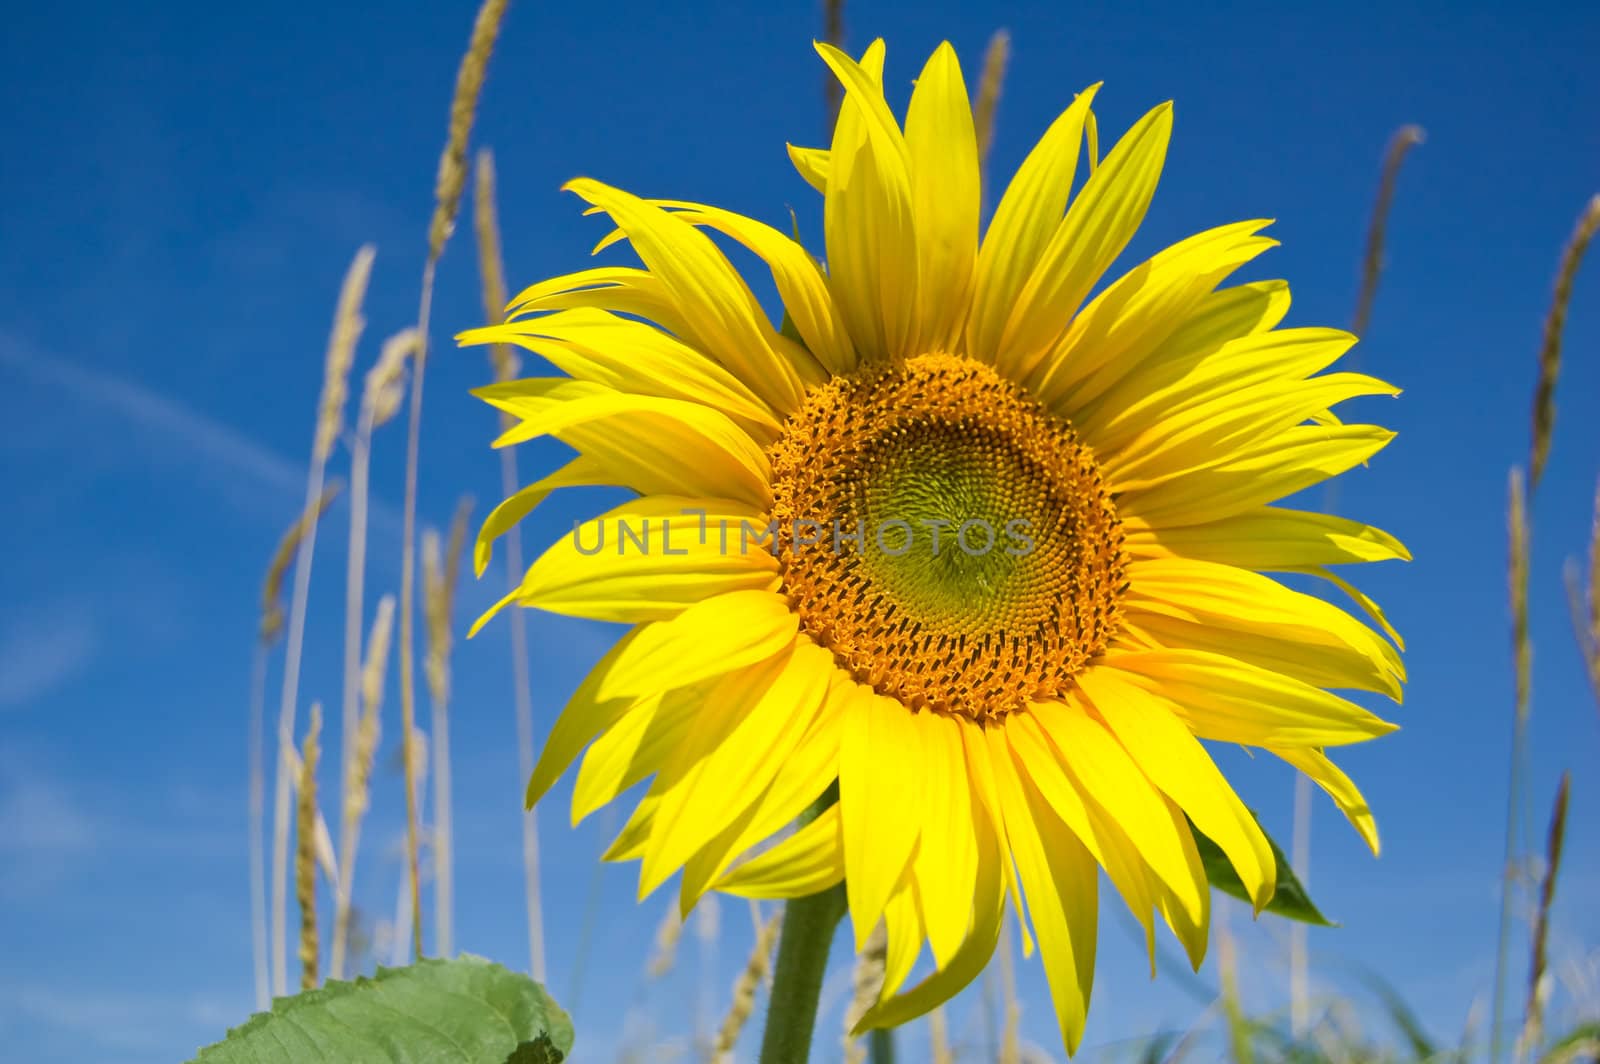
[0,610,99,712]
[0,331,401,533]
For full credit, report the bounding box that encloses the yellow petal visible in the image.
[840,685,924,947]
[988,723,1099,1055]
[1030,224,1278,418]
[905,41,979,354]
[1294,565,1407,650]
[1029,700,1208,930]
[1119,423,1397,528]
[631,654,796,895]
[1122,557,1404,701]
[881,876,926,1000]
[995,102,1174,381]
[818,40,919,362]
[1004,713,1157,964]
[472,453,610,578]
[853,773,1005,1033]
[1078,326,1354,451]
[603,794,658,862]
[1124,507,1411,570]
[525,627,649,809]
[648,201,855,376]
[465,308,781,437]
[485,384,773,510]
[967,85,1100,364]
[787,143,830,194]
[1101,648,1398,747]
[593,589,798,704]
[910,711,979,966]
[1271,745,1381,855]
[639,640,834,893]
[678,673,848,910]
[571,689,694,825]
[563,178,808,414]
[1104,372,1401,492]
[504,265,692,338]
[512,496,780,624]
[1077,667,1276,911]
[957,716,1034,958]
[1123,607,1399,702]
[716,802,846,897]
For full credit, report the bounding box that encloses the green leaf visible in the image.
[190,955,575,1064]
[1188,810,1336,926]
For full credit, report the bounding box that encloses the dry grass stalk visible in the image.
[711,908,784,1064]
[1350,125,1425,337]
[314,245,376,462]
[331,594,396,979]
[247,645,271,1009]
[362,329,417,431]
[998,911,1022,1064]
[646,902,686,980]
[473,146,547,982]
[331,330,412,981]
[260,482,344,647]
[399,0,508,962]
[388,727,431,968]
[473,150,521,389]
[296,703,324,991]
[1509,469,1532,723]
[822,0,844,130]
[928,1006,953,1064]
[1566,479,1600,709]
[1517,772,1572,1060]
[843,922,889,1064]
[1492,466,1535,1062]
[273,245,375,997]
[423,498,473,958]
[1530,194,1600,489]
[428,0,508,264]
[974,29,1012,194]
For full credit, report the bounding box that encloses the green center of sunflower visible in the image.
[768,352,1127,720]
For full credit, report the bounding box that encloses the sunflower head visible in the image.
[460,37,1405,1055]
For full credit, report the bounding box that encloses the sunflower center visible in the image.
[768,352,1127,720]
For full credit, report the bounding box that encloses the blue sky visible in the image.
[2,0,1598,1061]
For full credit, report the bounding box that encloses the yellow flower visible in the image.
[460,39,1405,1054]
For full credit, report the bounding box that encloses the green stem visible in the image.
[759,791,845,1064]
[868,1027,896,1064]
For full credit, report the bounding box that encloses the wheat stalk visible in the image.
[712,908,784,1063]
[1565,479,1600,709]
[331,593,397,979]
[473,147,547,984]
[296,703,324,991]
[398,0,507,962]
[247,644,271,1009]
[330,331,414,980]
[928,1006,953,1064]
[998,910,1022,1064]
[843,921,889,1064]
[974,29,1011,204]
[271,245,372,997]
[1516,772,1571,1060]
[1351,125,1426,337]
[1492,194,1599,1060]
[1530,195,1600,489]
[260,483,344,647]
[646,902,686,981]
[423,498,473,958]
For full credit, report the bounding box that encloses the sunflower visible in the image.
[460,39,1405,1054]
